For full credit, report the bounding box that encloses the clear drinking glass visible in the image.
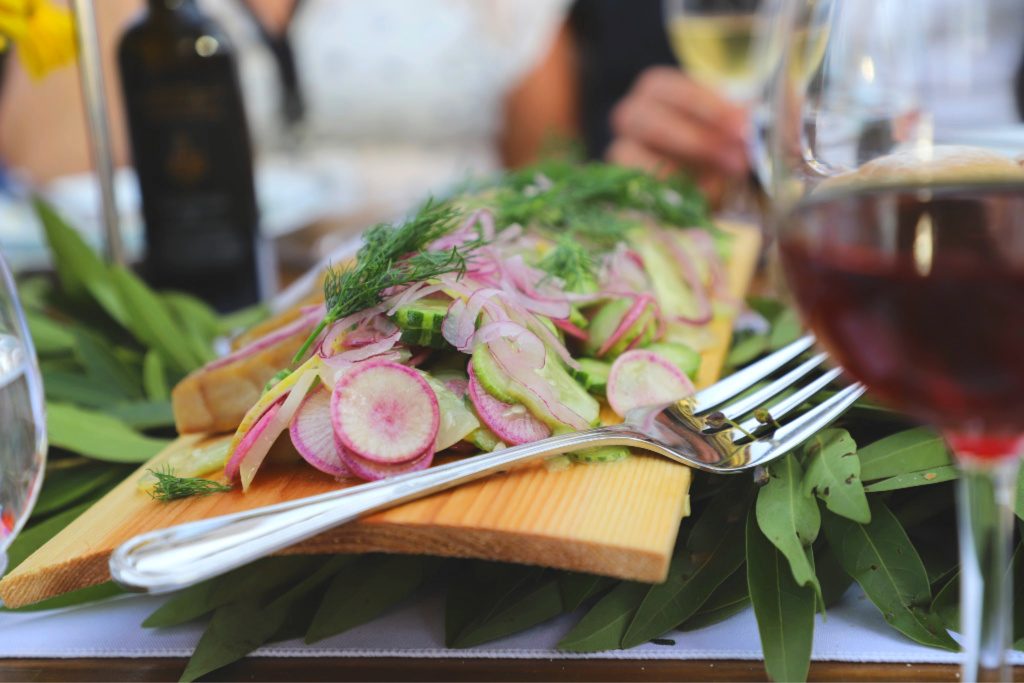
[662,0,833,218]
[769,1,1024,679]
[0,251,46,575]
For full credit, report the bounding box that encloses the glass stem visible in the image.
[957,454,1019,682]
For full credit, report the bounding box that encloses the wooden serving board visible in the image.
[0,225,761,609]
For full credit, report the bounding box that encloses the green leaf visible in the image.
[863,466,958,493]
[144,556,319,629]
[930,572,958,633]
[34,198,130,327]
[557,581,648,653]
[801,429,870,524]
[142,350,170,402]
[24,310,75,355]
[768,307,802,350]
[858,428,951,482]
[306,555,431,644]
[747,508,815,683]
[621,487,750,648]
[47,402,172,463]
[43,370,126,409]
[558,572,616,613]
[109,266,203,373]
[0,582,124,612]
[756,454,821,595]
[451,575,564,648]
[1014,468,1024,522]
[822,499,957,650]
[32,461,128,517]
[180,556,350,683]
[107,400,175,430]
[725,333,768,370]
[815,543,853,609]
[72,330,142,400]
[678,567,750,631]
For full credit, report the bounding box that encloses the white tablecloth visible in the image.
[0,585,1018,664]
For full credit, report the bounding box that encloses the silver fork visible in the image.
[109,335,865,594]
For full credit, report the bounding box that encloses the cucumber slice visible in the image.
[393,298,450,333]
[471,345,518,404]
[471,345,600,432]
[399,327,449,349]
[570,357,612,395]
[642,342,701,379]
[468,426,504,452]
[568,306,589,330]
[584,298,632,357]
[571,446,630,464]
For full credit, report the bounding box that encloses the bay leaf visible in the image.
[747,508,815,683]
[306,555,431,644]
[557,582,648,653]
[558,572,615,613]
[451,575,564,648]
[815,542,853,609]
[863,466,958,493]
[107,400,175,430]
[768,307,802,350]
[142,350,170,402]
[144,556,320,629]
[801,429,870,524]
[756,454,821,595]
[677,567,750,631]
[621,487,750,648]
[43,371,125,409]
[73,330,142,399]
[858,428,950,482]
[822,500,957,650]
[47,402,172,463]
[25,310,75,355]
[31,461,128,517]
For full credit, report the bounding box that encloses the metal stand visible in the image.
[69,0,125,266]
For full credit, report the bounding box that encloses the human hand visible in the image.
[606,66,749,200]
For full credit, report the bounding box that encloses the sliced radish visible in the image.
[552,318,589,342]
[289,386,352,478]
[467,367,551,445]
[443,378,469,399]
[336,440,434,482]
[607,349,696,418]
[330,359,440,464]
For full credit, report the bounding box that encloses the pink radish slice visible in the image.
[598,294,656,357]
[552,318,589,342]
[607,349,696,418]
[335,438,434,481]
[290,386,352,478]
[467,367,551,445]
[330,359,440,464]
[238,369,319,490]
[225,401,282,480]
[443,378,469,399]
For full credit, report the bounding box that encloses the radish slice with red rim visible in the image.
[224,400,281,481]
[467,367,550,445]
[330,359,440,464]
[290,386,352,478]
[598,294,656,357]
[335,438,434,481]
[607,349,696,418]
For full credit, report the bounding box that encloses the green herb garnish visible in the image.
[538,235,597,294]
[147,467,232,502]
[291,200,481,364]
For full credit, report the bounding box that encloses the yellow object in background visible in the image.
[0,0,75,79]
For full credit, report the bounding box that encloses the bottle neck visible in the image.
[146,0,198,13]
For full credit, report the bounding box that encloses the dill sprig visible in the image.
[148,467,232,502]
[539,235,598,294]
[292,200,478,363]
[492,160,714,244]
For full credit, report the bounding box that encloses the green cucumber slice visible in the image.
[571,446,630,463]
[393,298,450,333]
[642,342,701,379]
[570,358,612,395]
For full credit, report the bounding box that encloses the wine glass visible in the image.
[0,250,46,575]
[663,0,834,205]
[770,0,1024,679]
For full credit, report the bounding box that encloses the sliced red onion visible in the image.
[657,230,713,326]
[598,294,656,357]
[206,304,325,371]
[552,317,589,342]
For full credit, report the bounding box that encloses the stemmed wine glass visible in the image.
[0,251,46,576]
[770,0,1024,679]
[662,0,834,218]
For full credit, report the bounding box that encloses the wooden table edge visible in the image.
[0,656,985,682]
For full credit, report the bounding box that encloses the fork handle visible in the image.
[109,426,638,594]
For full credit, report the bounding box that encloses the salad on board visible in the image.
[166,162,737,490]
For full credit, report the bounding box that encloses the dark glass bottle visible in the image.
[117,0,266,311]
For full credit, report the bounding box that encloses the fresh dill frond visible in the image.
[293,199,482,363]
[539,235,598,293]
[148,466,232,502]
